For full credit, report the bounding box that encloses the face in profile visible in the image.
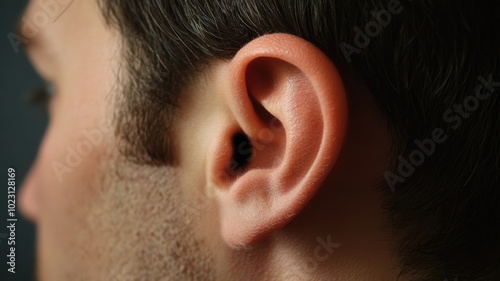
[17,0,500,280]
[19,1,216,280]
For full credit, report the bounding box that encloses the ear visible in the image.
[208,33,348,248]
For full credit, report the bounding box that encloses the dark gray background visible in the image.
[1,1,46,280]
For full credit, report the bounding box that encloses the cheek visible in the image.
[36,81,114,216]
[30,82,116,277]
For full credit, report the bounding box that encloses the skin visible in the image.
[19,0,404,280]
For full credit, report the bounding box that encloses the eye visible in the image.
[27,82,56,112]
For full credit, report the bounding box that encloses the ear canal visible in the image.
[226,132,253,177]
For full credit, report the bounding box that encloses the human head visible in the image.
[19,0,500,280]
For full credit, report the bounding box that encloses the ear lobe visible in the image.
[211,33,348,247]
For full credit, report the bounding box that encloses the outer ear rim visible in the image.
[218,33,348,247]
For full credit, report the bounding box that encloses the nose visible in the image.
[19,164,41,222]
